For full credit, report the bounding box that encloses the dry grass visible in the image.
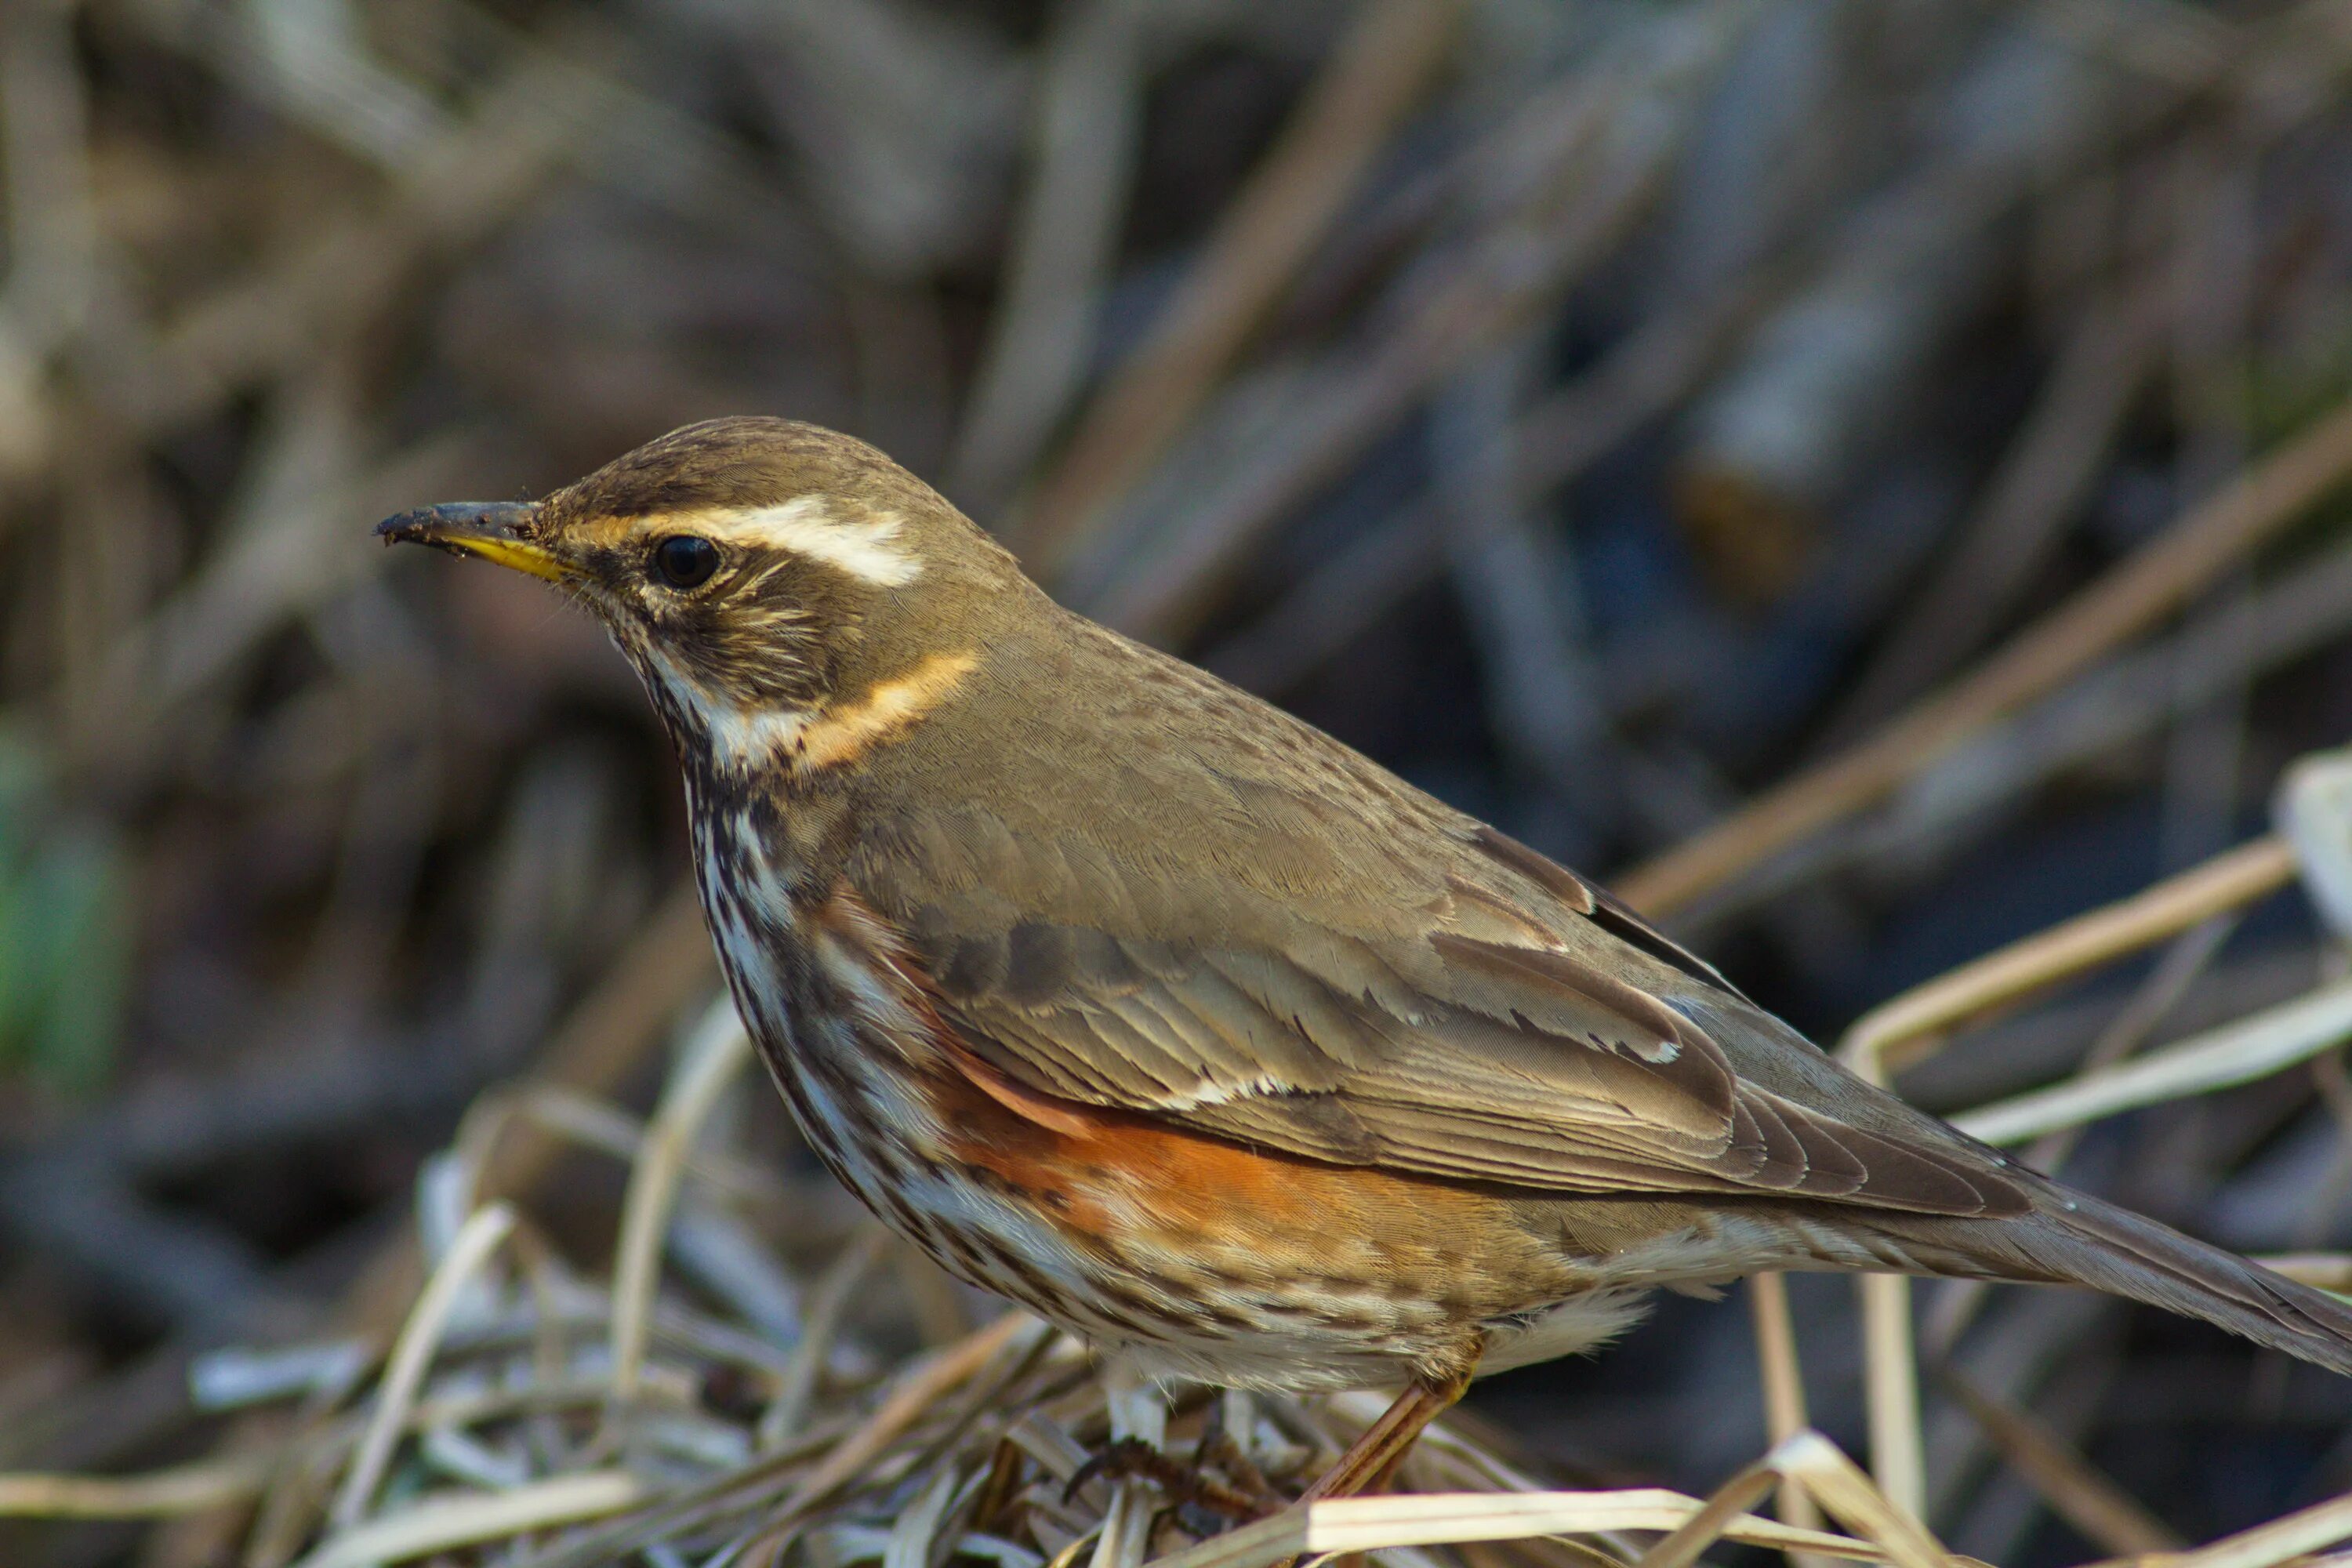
[8,0,2352,1563]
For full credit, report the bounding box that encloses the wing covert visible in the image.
[855,797,2025,1220]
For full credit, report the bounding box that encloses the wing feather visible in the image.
[855,798,2028,1221]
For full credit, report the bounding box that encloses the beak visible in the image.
[375,501,569,583]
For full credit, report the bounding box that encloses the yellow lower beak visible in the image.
[376,503,568,583]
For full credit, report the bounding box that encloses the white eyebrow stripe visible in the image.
[669,497,922,587]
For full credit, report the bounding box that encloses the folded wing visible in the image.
[856,802,2026,1221]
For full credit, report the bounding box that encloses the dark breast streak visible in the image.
[686,786,1073,1308]
[828,877,1586,1377]
[685,772,1583,1385]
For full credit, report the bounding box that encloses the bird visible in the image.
[379,416,2352,1504]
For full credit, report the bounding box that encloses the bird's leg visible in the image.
[1299,1364,1472,1504]
[1265,1369,1472,1568]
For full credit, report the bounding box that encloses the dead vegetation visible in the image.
[5,0,2352,1565]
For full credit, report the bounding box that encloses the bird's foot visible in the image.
[1066,1436,1278,1522]
[1197,1428,1279,1510]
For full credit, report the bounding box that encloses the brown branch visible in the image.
[1841,833,2296,1077]
[1016,0,1462,576]
[1618,396,2352,916]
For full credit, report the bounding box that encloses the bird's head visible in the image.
[378,417,1032,779]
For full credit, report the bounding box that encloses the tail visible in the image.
[1884,1179,2352,1377]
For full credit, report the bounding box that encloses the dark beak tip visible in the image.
[373,501,536,546]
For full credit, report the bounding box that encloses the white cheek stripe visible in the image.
[674,497,922,587]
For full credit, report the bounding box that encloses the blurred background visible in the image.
[5,0,2352,1563]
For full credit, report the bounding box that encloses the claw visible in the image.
[1198,1429,1276,1508]
[1065,1435,1278,1521]
[1063,1436,1152,1504]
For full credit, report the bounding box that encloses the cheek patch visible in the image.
[782,650,978,772]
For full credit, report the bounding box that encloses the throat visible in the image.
[702,703,826,776]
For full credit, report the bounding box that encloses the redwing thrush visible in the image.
[382,418,2352,1499]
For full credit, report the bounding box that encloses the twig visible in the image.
[1092,1366,1167,1568]
[1831,832,2299,1539]
[1857,1276,1924,1523]
[1624,1462,1779,1568]
[1018,0,1462,573]
[2277,748,2352,942]
[1087,3,1744,642]
[2016,913,2241,1180]
[296,1470,644,1568]
[0,1456,271,1519]
[1687,539,2352,930]
[338,885,714,1338]
[946,0,1147,510]
[1744,1272,1830,1554]
[1771,1434,1951,1568]
[516,1316,1045,1568]
[331,1203,518,1526]
[1204,270,1760,695]
[608,999,753,1403]
[1826,273,2169,737]
[761,1226,891,1448]
[1940,1372,2182,1556]
[1840,835,2296,1076]
[1954,978,2352,1146]
[128,42,580,441]
[1136,1482,1894,1568]
[1618,394,2352,917]
[2134,1485,2352,1568]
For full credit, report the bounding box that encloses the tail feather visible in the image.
[1892,1180,2352,1377]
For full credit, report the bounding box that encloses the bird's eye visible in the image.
[652,535,719,590]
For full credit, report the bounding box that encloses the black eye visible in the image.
[652,535,718,589]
